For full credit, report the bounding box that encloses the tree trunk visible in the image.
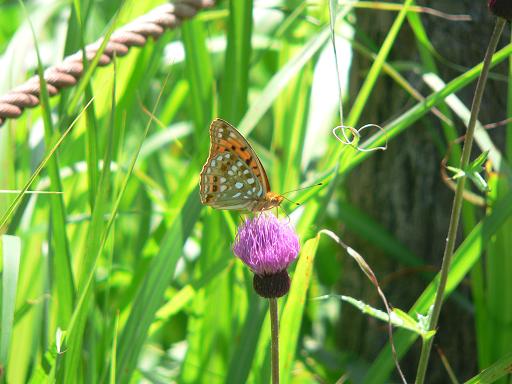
[340,1,507,382]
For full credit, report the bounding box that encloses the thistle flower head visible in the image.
[233,213,299,275]
[489,0,512,20]
[232,213,300,298]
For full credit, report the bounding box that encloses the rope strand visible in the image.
[0,0,214,126]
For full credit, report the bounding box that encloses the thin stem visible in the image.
[269,298,279,384]
[414,17,506,384]
[329,0,344,127]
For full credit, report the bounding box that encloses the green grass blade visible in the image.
[341,42,512,172]
[159,80,189,126]
[109,312,119,384]
[0,235,21,375]
[82,0,166,123]
[220,0,253,122]
[180,211,237,383]
[182,18,214,137]
[484,179,512,382]
[238,27,331,136]
[61,0,100,209]
[149,256,233,337]
[58,81,153,381]
[406,8,461,164]
[363,190,512,383]
[346,0,413,127]
[20,0,76,326]
[0,102,92,233]
[280,235,320,384]
[508,30,512,158]
[116,185,202,382]
[225,296,266,384]
[423,73,510,176]
[4,2,512,382]
[464,351,512,384]
[75,57,118,292]
[65,11,120,116]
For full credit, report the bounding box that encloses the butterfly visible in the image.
[199,118,283,212]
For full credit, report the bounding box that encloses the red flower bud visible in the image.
[489,0,512,21]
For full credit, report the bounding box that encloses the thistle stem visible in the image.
[414,17,506,384]
[269,298,279,384]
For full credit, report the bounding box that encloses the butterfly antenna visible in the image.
[282,182,323,196]
[280,195,301,208]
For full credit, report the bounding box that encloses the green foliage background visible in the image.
[0,0,511,383]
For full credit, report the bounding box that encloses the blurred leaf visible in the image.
[226,296,266,384]
[280,235,320,384]
[21,0,75,327]
[109,312,119,384]
[220,0,253,122]
[0,235,21,374]
[364,189,512,383]
[116,186,201,383]
[182,18,213,138]
[346,0,414,127]
[464,351,512,384]
[238,27,331,136]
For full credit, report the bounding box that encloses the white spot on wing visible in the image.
[230,132,236,138]
[220,177,226,183]
[228,170,235,176]
[235,182,243,189]
[243,170,250,175]
[233,192,242,198]
[217,133,222,138]
[237,161,243,167]
[216,155,223,161]
[247,178,254,184]
[220,185,228,192]
[224,153,231,159]
[211,160,216,167]
[231,165,238,172]
[206,168,211,174]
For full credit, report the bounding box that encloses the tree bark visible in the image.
[340,1,507,382]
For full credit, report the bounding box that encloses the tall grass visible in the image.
[0,1,511,383]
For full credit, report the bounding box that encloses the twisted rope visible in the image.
[0,0,214,126]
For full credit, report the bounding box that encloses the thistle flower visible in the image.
[233,213,300,298]
[489,0,512,20]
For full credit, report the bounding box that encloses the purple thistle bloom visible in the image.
[233,213,300,298]
[233,214,299,275]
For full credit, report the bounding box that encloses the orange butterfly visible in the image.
[199,118,283,212]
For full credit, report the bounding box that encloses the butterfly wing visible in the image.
[200,118,271,211]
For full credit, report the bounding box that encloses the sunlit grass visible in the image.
[0,1,511,383]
